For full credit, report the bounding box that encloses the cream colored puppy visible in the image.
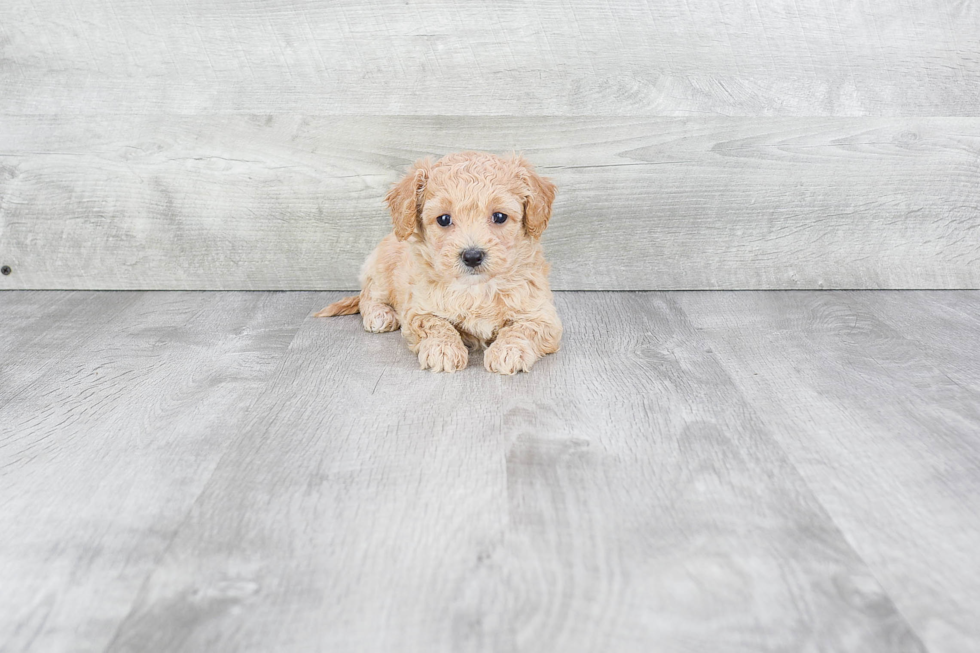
[316,151,562,374]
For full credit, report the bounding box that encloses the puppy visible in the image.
[315,151,562,374]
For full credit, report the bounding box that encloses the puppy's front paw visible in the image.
[484,339,538,375]
[417,336,469,373]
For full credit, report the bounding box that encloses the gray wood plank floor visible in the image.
[1,290,978,652]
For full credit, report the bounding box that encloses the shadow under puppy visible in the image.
[316,151,562,374]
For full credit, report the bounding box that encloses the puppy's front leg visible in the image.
[404,314,469,373]
[485,315,563,375]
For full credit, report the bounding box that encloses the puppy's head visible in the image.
[385,152,556,283]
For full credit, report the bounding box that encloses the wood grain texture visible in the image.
[71,292,921,652]
[0,291,140,403]
[0,291,311,653]
[2,116,978,290]
[1,0,977,116]
[5,290,980,651]
[677,291,980,653]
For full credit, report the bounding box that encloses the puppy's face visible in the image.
[386,152,556,284]
[418,171,525,282]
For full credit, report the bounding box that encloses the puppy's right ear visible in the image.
[385,159,431,241]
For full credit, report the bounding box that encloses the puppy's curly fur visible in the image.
[316,151,562,374]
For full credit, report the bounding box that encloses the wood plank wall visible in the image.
[1,0,978,289]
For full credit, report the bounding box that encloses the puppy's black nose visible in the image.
[461,248,486,268]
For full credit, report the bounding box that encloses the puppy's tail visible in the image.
[314,295,360,317]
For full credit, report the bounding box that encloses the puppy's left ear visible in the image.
[515,156,557,239]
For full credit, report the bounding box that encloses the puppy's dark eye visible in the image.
[436,214,452,227]
[492,212,508,224]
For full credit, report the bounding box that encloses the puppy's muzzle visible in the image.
[461,248,486,268]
